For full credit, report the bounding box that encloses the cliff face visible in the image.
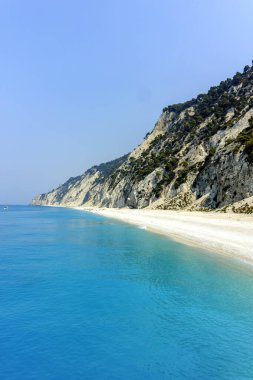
[32,65,253,212]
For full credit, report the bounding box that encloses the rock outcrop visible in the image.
[32,64,253,212]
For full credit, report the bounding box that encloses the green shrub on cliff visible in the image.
[236,117,253,162]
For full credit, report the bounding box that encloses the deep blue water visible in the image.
[0,206,253,379]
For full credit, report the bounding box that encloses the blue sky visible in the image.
[1,0,253,204]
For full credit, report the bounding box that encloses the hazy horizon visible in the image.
[1,0,253,204]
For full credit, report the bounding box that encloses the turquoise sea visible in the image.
[0,205,253,379]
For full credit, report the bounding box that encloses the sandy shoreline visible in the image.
[74,207,253,264]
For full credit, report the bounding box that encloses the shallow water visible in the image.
[0,205,253,379]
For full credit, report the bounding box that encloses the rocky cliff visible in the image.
[32,64,253,212]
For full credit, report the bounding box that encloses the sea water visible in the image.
[0,205,253,379]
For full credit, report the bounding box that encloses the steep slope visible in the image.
[32,155,129,207]
[32,64,253,212]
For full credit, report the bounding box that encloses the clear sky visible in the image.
[1,0,253,204]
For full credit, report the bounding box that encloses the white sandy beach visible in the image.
[75,207,253,264]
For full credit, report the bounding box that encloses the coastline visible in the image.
[73,207,253,264]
